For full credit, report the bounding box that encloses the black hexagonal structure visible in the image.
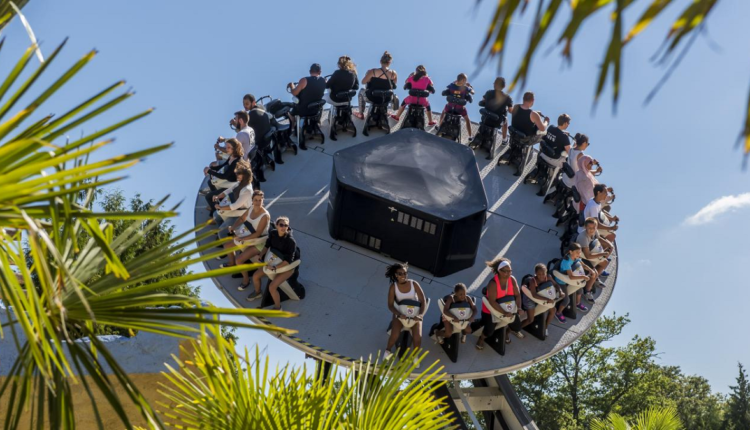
[327,129,488,277]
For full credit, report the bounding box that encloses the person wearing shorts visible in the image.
[439,73,474,136]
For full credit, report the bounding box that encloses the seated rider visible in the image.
[215,110,255,162]
[439,73,474,136]
[384,262,426,365]
[474,258,524,351]
[435,283,476,344]
[326,55,359,106]
[354,51,399,119]
[203,138,244,207]
[521,263,567,337]
[476,77,513,143]
[224,190,270,276]
[287,63,326,149]
[243,216,297,310]
[553,243,597,312]
[539,114,572,170]
[577,217,614,281]
[580,183,619,242]
[243,94,280,165]
[510,91,549,141]
[390,65,436,125]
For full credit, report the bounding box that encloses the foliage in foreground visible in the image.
[0,19,293,430]
[479,0,750,159]
[591,406,683,430]
[158,325,455,430]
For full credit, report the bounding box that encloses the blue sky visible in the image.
[3,0,749,392]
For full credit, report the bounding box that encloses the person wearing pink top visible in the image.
[390,65,437,125]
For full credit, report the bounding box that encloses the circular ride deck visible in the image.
[194,111,619,380]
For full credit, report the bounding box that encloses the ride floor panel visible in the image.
[194,110,618,379]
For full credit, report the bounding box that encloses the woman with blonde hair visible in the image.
[326,55,359,105]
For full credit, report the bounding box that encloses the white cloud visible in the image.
[684,193,750,226]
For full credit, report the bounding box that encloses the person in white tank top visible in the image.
[384,263,427,365]
[224,190,271,288]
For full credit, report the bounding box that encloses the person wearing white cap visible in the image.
[475,258,524,350]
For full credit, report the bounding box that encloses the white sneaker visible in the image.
[383,350,393,361]
[413,358,420,369]
[545,329,549,337]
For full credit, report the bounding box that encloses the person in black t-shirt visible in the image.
[539,114,572,169]
[478,77,513,143]
[326,56,359,105]
[245,216,298,310]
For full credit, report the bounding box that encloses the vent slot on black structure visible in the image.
[396,210,437,235]
[342,227,381,251]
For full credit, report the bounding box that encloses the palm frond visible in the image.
[157,325,457,430]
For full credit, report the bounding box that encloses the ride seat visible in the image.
[479,297,516,332]
[480,108,500,124]
[521,283,559,315]
[437,296,475,332]
[408,89,430,100]
[369,89,393,106]
[263,259,302,301]
[387,298,431,333]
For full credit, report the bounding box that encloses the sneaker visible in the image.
[461,334,467,344]
[246,290,262,301]
[545,329,549,337]
[413,358,420,369]
[437,336,444,345]
[585,292,596,304]
[383,350,393,361]
[555,313,566,323]
[238,283,251,291]
[199,187,211,195]
[511,330,525,339]
[577,303,588,312]
[600,270,611,277]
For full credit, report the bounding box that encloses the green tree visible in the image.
[591,406,683,430]
[723,363,750,430]
[478,0,750,160]
[511,314,662,428]
[654,367,725,430]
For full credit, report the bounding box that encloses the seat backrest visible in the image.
[409,89,430,99]
[446,96,467,106]
[307,99,326,111]
[335,90,357,101]
[371,89,393,99]
[508,126,528,139]
[562,162,575,178]
[480,108,500,122]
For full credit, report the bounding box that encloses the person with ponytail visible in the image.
[211,161,254,240]
[354,51,399,119]
[326,55,359,105]
[383,262,426,364]
[390,65,437,125]
[474,257,524,351]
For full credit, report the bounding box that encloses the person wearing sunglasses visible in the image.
[384,262,427,363]
[474,257,524,351]
[243,216,297,310]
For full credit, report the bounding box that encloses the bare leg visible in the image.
[411,321,422,349]
[427,110,434,123]
[392,105,405,119]
[463,114,472,135]
[521,307,536,329]
[386,317,404,352]
[438,111,446,126]
[236,247,261,285]
[502,122,508,141]
[252,269,267,295]
[268,270,294,310]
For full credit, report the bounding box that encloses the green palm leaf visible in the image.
[157,325,457,430]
